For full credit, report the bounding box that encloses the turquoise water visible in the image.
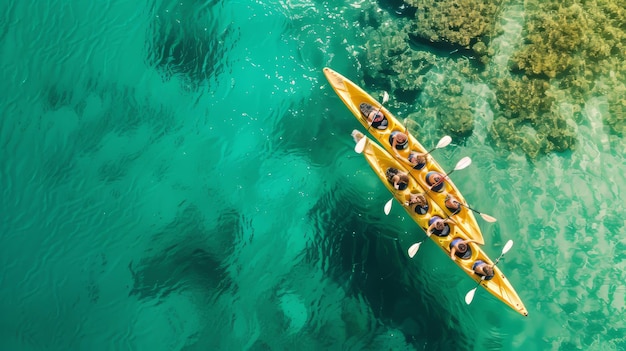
[1,0,625,350]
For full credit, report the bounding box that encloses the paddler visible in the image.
[397,151,428,170]
[359,103,388,130]
[449,238,478,260]
[404,192,429,215]
[472,260,495,280]
[444,194,462,215]
[427,216,452,237]
[385,167,409,191]
[388,130,409,156]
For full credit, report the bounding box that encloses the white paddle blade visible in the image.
[436,135,452,149]
[354,136,366,154]
[384,198,393,215]
[502,239,514,255]
[455,156,472,170]
[382,91,389,104]
[408,242,421,258]
[481,213,497,222]
[465,287,478,305]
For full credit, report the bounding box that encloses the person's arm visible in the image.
[396,154,413,166]
[404,194,411,206]
[365,111,375,127]
[408,152,426,161]
[399,174,409,188]
[368,111,377,123]
[450,247,457,260]
[391,137,401,157]
[427,221,437,234]
[391,175,400,189]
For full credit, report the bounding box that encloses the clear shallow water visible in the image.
[1,0,625,350]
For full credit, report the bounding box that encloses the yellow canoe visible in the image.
[324,67,485,245]
[352,130,528,316]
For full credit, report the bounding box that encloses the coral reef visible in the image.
[356,0,626,157]
[403,0,503,55]
[487,74,579,154]
[511,4,589,79]
[507,0,626,141]
[356,4,477,136]
[361,23,438,103]
[419,65,478,137]
[492,76,554,120]
[512,2,626,79]
[606,84,626,136]
[489,76,558,153]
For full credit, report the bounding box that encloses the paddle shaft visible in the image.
[458,202,482,214]
[470,276,485,288]
[457,202,497,222]
[424,145,440,154]
[492,254,506,267]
